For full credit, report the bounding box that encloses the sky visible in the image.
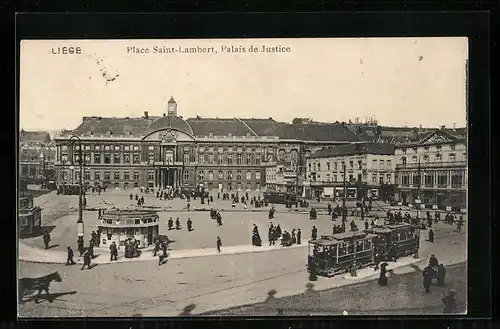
[20,38,468,131]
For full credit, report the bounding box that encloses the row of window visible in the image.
[398,171,465,186]
[400,144,458,154]
[400,152,466,165]
[60,144,274,154]
[61,169,262,182]
[308,159,393,172]
[311,173,392,184]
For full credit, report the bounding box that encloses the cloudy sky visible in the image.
[20,37,468,131]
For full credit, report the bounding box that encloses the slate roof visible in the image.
[145,115,194,136]
[240,118,286,136]
[186,117,253,137]
[66,117,156,137]
[276,123,363,142]
[309,142,395,159]
[20,130,51,143]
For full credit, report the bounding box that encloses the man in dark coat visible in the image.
[175,218,181,230]
[291,229,297,244]
[66,246,75,265]
[109,241,118,261]
[276,224,282,238]
[217,213,223,226]
[364,220,369,231]
[216,236,222,253]
[428,229,435,243]
[168,218,174,230]
[268,223,275,246]
[43,231,51,249]
[81,251,92,270]
[187,218,193,231]
[311,226,318,240]
[422,266,433,293]
[296,229,301,244]
[378,263,388,286]
[159,242,168,266]
[327,203,332,215]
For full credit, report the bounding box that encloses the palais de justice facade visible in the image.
[53,97,363,191]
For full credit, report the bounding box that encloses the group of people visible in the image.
[209,209,223,226]
[267,222,302,247]
[129,193,145,206]
[167,217,193,231]
[153,239,170,265]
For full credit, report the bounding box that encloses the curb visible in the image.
[19,244,308,266]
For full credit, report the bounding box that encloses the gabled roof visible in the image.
[277,123,363,142]
[413,129,463,146]
[20,130,51,143]
[309,142,395,159]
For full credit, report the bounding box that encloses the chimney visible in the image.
[144,111,149,119]
[453,122,456,130]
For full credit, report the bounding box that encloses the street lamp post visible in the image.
[341,163,347,233]
[69,136,84,251]
[351,229,358,277]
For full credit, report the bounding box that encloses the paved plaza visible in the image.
[18,190,467,317]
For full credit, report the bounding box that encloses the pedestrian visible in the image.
[428,229,435,243]
[268,223,275,246]
[109,241,118,261]
[442,289,457,313]
[296,228,301,245]
[168,218,174,230]
[291,229,297,244]
[66,246,75,265]
[43,231,51,249]
[422,266,432,293]
[217,212,223,226]
[175,218,181,230]
[81,251,92,270]
[437,264,446,286]
[153,240,160,257]
[216,236,222,253]
[364,220,369,231]
[158,242,168,266]
[276,224,282,238]
[456,217,463,233]
[327,203,332,215]
[187,218,193,231]
[378,263,388,286]
[311,226,318,240]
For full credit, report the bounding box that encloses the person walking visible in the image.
[43,231,51,249]
[109,241,118,261]
[175,218,181,230]
[187,218,193,231]
[66,246,75,265]
[81,251,92,270]
[378,263,388,286]
[216,236,222,253]
[422,266,433,293]
[428,229,435,243]
[296,228,301,245]
[311,226,318,240]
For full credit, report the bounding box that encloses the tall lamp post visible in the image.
[341,163,347,233]
[69,136,84,251]
[351,228,358,277]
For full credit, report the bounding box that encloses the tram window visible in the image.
[364,240,371,250]
[348,243,354,254]
[355,241,363,252]
[135,219,140,224]
[401,232,408,240]
[338,244,346,256]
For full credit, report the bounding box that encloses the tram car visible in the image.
[307,223,419,277]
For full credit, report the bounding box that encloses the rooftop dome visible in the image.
[145,115,194,136]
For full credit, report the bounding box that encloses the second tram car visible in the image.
[308,223,420,277]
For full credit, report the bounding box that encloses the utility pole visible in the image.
[70,136,84,251]
[341,163,347,233]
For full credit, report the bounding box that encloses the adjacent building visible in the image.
[19,130,56,184]
[394,128,467,212]
[304,142,396,200]
[53,97,363,192]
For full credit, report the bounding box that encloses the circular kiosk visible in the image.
[97,210,160,250]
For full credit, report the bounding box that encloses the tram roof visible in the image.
[308,239,341,246]
[331,231,370,240]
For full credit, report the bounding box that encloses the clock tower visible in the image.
[167,96,177,116]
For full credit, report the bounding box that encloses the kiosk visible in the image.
[97,210,160,249]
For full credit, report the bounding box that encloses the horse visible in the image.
[18,271,62,304]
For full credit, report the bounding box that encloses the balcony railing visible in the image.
[396,161,466,169]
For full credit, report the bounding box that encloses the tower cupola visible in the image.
[167,96,177,116]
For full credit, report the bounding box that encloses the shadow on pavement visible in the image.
[179,303,196,316]
[47,244,60,250]
[21,226,56,239]
[22,290,77,304]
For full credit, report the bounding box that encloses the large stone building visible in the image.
[394,128,467,211]
[304,142,395,200]
[19,130,56,184]
[53,97,364,192]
